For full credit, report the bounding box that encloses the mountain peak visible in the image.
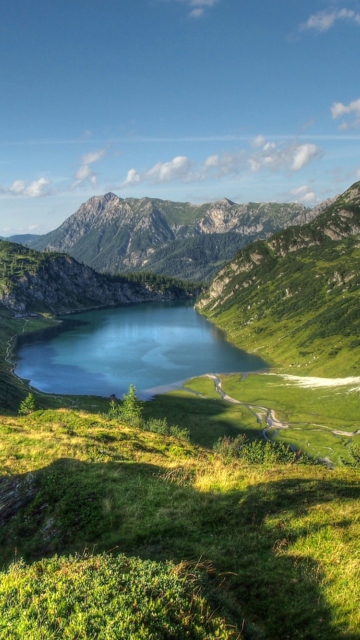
[103,192,120,201]
[217,197,235,206]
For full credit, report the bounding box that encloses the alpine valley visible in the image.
[1,183,360,640]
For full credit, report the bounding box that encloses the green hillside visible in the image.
[197,180,360,376]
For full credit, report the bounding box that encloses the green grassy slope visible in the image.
[197,181,360,376]
[1,408,360,638]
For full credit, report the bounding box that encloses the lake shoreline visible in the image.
[12,301,268,399]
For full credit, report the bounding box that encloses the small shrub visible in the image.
[169,425,190,441]
[241,440,296,465]
[349,444,360,466]
[146,417,169,435]
[341,443,360,467]
[213,434,247,459]
[144,417,190,441]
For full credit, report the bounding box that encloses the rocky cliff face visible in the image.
[0,243,194,314]
[26,194,325,280]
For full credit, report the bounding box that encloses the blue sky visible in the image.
[1,0,360,235]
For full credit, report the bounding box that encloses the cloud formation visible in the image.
[121,156,195,187]
[168,0,219,19]
[331,97,360,129]
[72,148,106,188]
[1,177,52,198]
[248,139,322,173]
[188,0,219,18]
[300,8,360,32]
[119,139,322,189]
[289,185,318,204]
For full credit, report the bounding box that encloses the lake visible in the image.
[14,301,267,398]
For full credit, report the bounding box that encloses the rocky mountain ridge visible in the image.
[22,194,327,281]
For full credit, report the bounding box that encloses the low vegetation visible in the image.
[1,554,235,640]
[1,407,360,638]
[108,384,191,440]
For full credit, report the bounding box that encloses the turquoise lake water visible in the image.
[14,301,267,398]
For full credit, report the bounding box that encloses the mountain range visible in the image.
[10,193,333,281]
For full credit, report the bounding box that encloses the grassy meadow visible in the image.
[1,407,360,639]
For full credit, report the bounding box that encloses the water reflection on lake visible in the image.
[14,301,267,398]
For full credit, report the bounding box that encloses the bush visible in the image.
[213,434,247,459]
[107,394,190,442]
[341,443,360,467]
[214,435,314,465]
[144,417,190,441]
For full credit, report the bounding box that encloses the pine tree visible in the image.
[118,384,144,427]
[18,392,37,415]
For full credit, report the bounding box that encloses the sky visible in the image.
[1,0,360,236]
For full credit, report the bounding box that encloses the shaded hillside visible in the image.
[197,181,360,375]
[26,193,323,280]
[138,231,253,281]
[0,239,198,315]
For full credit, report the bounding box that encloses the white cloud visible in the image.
[72,147,106,188]
[121,169,142,188]
[252,135,266,148]
[81,149,105,165]
[146,156,194,183]
[300,8,360,33]
[121,156,195,188]
[119,139,321,191]
[290,185,318,204]
[248,140,322,173]
[9,180,26,194]
[25,178,51,198]
[291,144,320,171]
[201,151,245,178]
[170,0,220,18]
[4,177,52,198]
[331,97,360,129]
[189,8,204,18]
